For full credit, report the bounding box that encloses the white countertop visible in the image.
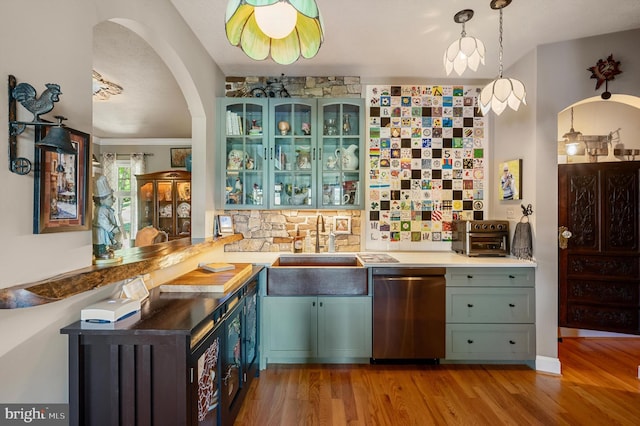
[219,251,536,268]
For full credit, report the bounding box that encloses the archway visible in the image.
[557,94,640,339]
[91,8,221,240]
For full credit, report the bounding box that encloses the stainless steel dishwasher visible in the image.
[372,267,446,361]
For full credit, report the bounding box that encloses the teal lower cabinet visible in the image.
[263,296,372,363]
[445,267,536,362]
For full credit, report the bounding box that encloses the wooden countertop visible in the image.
[0,234,242,309]
[61,265,263,335]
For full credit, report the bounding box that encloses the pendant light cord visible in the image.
[498,8,504,78]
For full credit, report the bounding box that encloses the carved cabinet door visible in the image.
[558,161,640,334]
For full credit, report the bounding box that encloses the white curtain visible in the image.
[101,152,117,191]
[99,152,146,244]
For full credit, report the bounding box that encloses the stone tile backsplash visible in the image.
[223,210,361,253]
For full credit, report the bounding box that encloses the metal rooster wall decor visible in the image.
[8,75,66,174]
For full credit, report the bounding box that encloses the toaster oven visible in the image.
[452,220,510,257]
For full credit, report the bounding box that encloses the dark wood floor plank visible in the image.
[235,338,640,426]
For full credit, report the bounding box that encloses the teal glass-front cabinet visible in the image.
[220,99,268,209]
[219,98,364,210]
[317,99,364,209]
[269,99,316,208]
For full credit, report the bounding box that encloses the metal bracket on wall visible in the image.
[6,75,30,174]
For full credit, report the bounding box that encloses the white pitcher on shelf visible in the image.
[335,145,358,170]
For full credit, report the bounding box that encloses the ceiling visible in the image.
[93,0,640,139]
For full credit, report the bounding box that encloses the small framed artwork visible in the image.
[122,277,150,301]
[34,125,91,233]
[170,147,192,168]
[217,214,234,236]
[499,159,522,201]
[333,216,351,234]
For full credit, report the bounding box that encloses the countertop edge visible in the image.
[1,234,243,309]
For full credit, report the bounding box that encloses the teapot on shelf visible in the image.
[335,145,359,170]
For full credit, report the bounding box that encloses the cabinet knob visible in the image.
[319,301,323,307]
[509,303,515,307]
[467,339,474,344]
[312,301,316,307]
[467,275,473,279]
[509,275,515,279]
[467,303,474,308]
[509,340,516,345]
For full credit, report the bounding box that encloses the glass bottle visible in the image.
[343,114,351,135]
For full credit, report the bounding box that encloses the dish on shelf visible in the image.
[177,202,190,218]
[159,204,172,218]
[178,183,190,201]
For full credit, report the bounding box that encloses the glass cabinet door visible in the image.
[138,180,154,229]
[176,180,191,237]
[222,99,268,209]
[222,303,242,420]
[157,180,174,235]
[191,324,222,426]
[318,99,364,209]
[270,100,315,208]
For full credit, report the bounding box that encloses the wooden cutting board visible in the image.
[160,263,253,293]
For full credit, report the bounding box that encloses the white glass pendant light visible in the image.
[479,0,527,116]
[443,9,486,76]
[254,1,297,39]
[225,0,324,65]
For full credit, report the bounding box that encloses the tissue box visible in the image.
[81,298,141,323]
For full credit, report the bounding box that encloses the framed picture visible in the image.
[499,159,522,201]
[170,147,192,168]
[333,216,351,234]
[217,214,234,235]
[34,125,91,233]
[122,276,149,301]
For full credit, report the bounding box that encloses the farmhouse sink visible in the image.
[268,254,367,295]
[272,254,363,267]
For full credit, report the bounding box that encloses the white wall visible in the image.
[95,138,192,172]
[490,28,640,372]
[0,0,223,403]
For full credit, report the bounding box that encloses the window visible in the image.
[115,160,133,247]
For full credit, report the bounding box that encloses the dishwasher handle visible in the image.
[371,267,446,277]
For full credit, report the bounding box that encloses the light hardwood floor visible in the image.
[235,338,640,425]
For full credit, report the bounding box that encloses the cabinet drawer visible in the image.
[446,287,535,323]
[446,267,534,287]
[446,324,535,360]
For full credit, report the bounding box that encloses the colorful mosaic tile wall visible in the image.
[365,85,488,250]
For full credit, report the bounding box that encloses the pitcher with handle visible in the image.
[336,145,358,170]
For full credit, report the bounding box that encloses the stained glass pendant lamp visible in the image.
[225,0,324,65]
[443,9,486,76]
[479,0,527,116]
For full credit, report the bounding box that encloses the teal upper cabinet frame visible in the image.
[219,98,364,210]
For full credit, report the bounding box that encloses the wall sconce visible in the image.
[8,75,76,175]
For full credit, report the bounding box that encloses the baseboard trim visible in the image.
[536,355,561,375]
